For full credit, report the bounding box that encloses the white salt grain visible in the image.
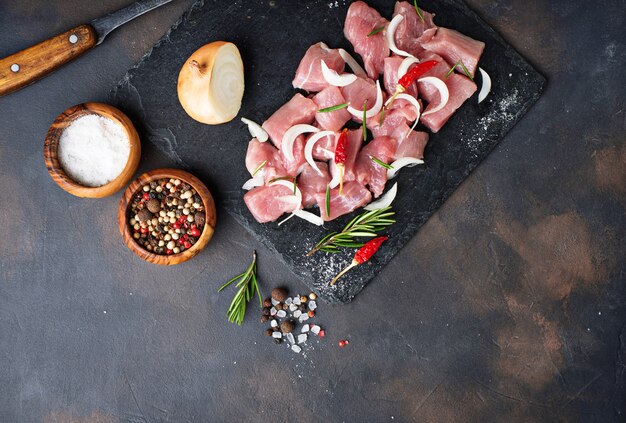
[311,325,321,335]
[291,345,302,353]
[298,314,309,323]
[276,310,287,318]
[271,298,279,306]
[285,297,293,305]
[270,307,277,316]
[293,310,302,318]
[289,304,298,312]
[272,331,282,339]
[301,324,310,333]
[285,333,295,344]
[308,301,317,311]
[293,297,302,305]
[297,334,308,344]
[58,114,130,187]
[270,319,278,328]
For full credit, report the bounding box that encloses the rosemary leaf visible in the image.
[325,185,331,217]
[293,178,297,195]
[367,26,385,36]
[460,61,474,80]
[413,0,425,23]
[370,156,393,170]
[252,160,267,177]
[379,107,386,126]
[318,103,349,113]
[219,252,261,325]
[445,62,459,78]
[362,100,368,142]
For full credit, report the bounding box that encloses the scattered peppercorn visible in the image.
[300,295,308,303]
[264,328,273,336]
[261,315,268,323]
[280,320,295,333]
[338,340,349,347]
[271,287,288,302]
[146,198,161,213]
[263,298,272,308]
[275,303,283,311]
[262,307,270,316]
[137,209,152,222]
[309,293,317,300]
[307,310,315,318]
[195,212,206,226]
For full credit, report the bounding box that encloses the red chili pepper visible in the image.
[334,128,349,195]
[338,340,349,348]
[398,60,438,89]
[330,236,389,285]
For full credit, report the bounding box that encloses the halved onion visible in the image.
[347,80,383,119]
[338,48,367,78]
[321,60,357,87]
[242,175,264,190]
[419,77,449,115]
[386,15,411,57]
[241,117,268,142]
[478,67,491,104]
[293,209,324,226]
[397,56,420,81]
[395,93,421,136]
[387,157,424,179]
[282,124,319,162]
[364,182,397,210]
[305,131,335,175]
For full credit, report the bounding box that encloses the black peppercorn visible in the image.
[265,328,273,337]
[271,287,288,302]
[262,307,270,316]
[261,315,268,323]
[263,298,272,308]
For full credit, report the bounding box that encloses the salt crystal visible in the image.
[289,304,298,312]
[293,297,301,305]
[297,334,308,344]
[298,314,309,323]
[58,114,130,187]
[301,324,310,333]
[291,345,302,353]
[285,333,295,344]
[311,325,321,335]
[285,297,293,305]
[270,319,278,328]
[272,331,282,339]
[293,310,302,318]
[308,301,317,311]
[276,310,287,318]
[271,298,279,306]
[270,307,277,316]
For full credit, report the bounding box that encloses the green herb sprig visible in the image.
[362,100,368,142]
[318,103,349,113]
[218,251,261,325]
[446,61,474,80]
[307,206,396,256]
[370,156,393,170]
[414,0,425,23]
[252,160,267,177]
[367,26,385,37]
[325,185,331,218]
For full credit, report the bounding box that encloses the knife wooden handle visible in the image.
[0,24,97,97]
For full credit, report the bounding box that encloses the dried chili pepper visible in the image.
[386,60,439,110]
[330,236,389,285]
[334,128,349,195]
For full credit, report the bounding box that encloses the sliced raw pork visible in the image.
[315,181,372,221]
[341,76,378,111]
[392,1,436,57]
[245,139,287,183]
[292,42,345,92]
[244,184,297,223]
[313,86,351,132]
[344,1,390,79]
[280,136,307,176]
[383,56,418,97]
[419,27,485,77]
[298,162,331,207]
[393,125,428,160]
[355,136,397,197]
[309,131,337,161]
[368,106,418,138]
[262,93,317,148]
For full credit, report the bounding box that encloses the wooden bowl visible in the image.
[44,102,141,198]
[117,168,217,265]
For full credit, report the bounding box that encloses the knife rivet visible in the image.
[69,34,78,44]
[10,64,20,73]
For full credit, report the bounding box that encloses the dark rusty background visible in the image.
[0,0,624,421]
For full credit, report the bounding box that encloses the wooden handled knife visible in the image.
[0,0,173,97]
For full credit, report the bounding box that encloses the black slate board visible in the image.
[111,0,545,303]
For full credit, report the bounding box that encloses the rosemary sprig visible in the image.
[325,185,331,217]
[446,60,474,80]
[293,178,297,195]
[367,26,385,37]
[218,251,262,325]
[460,61,474,80]
[445,62,459,78]
[269,176,290,183]
[370,156,393,170]
[318,103,349,113]
[413,0,425,23]
[307,206,396,256]
[362,100,368,142]
[379,107,386,126]
[252,160,267,177]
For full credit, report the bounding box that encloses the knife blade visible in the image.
[0,0,173,97]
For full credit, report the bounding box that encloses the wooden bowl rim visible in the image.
[44,102,141,198]
[117,168,217,265]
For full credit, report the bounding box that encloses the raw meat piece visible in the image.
[341,76,377,111]
[344,1,390,79]
[315,181,372,221]
[383,56,418,97]
[415,52,451,104]
[392,1,436,57]
[420,72,477,132]
[292,42,345,92]
[308,131,338,161]
[419,27,485,77]
[313,86,351,131]
[244,184,297,223]
[393,126,428,160]
[328,128,363,183]
[262,93,317,148]
[355,136,397,197]
[369,107,417,138]
[280,136,307,176]
[298,162,331,207]
[245,138,287,183]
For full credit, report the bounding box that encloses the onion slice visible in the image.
[364,182,398,210]
[386,15,411,57]
[270,179,302,203]
[347,80,383,119]
[242,175,264,190]
[282,124,319,162]
[328,163,340,188]
[321,60,357,87]
[397,56,420,82]
[419,77,449,115]
[241,117,268,142]
[338,48,367,78]
[304,131,335,175]
[478,67,491,104]
[293,209,324,226]
[395,93,421,136]
[387,157,425,179]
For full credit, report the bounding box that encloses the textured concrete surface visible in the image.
[0,0,624,422]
